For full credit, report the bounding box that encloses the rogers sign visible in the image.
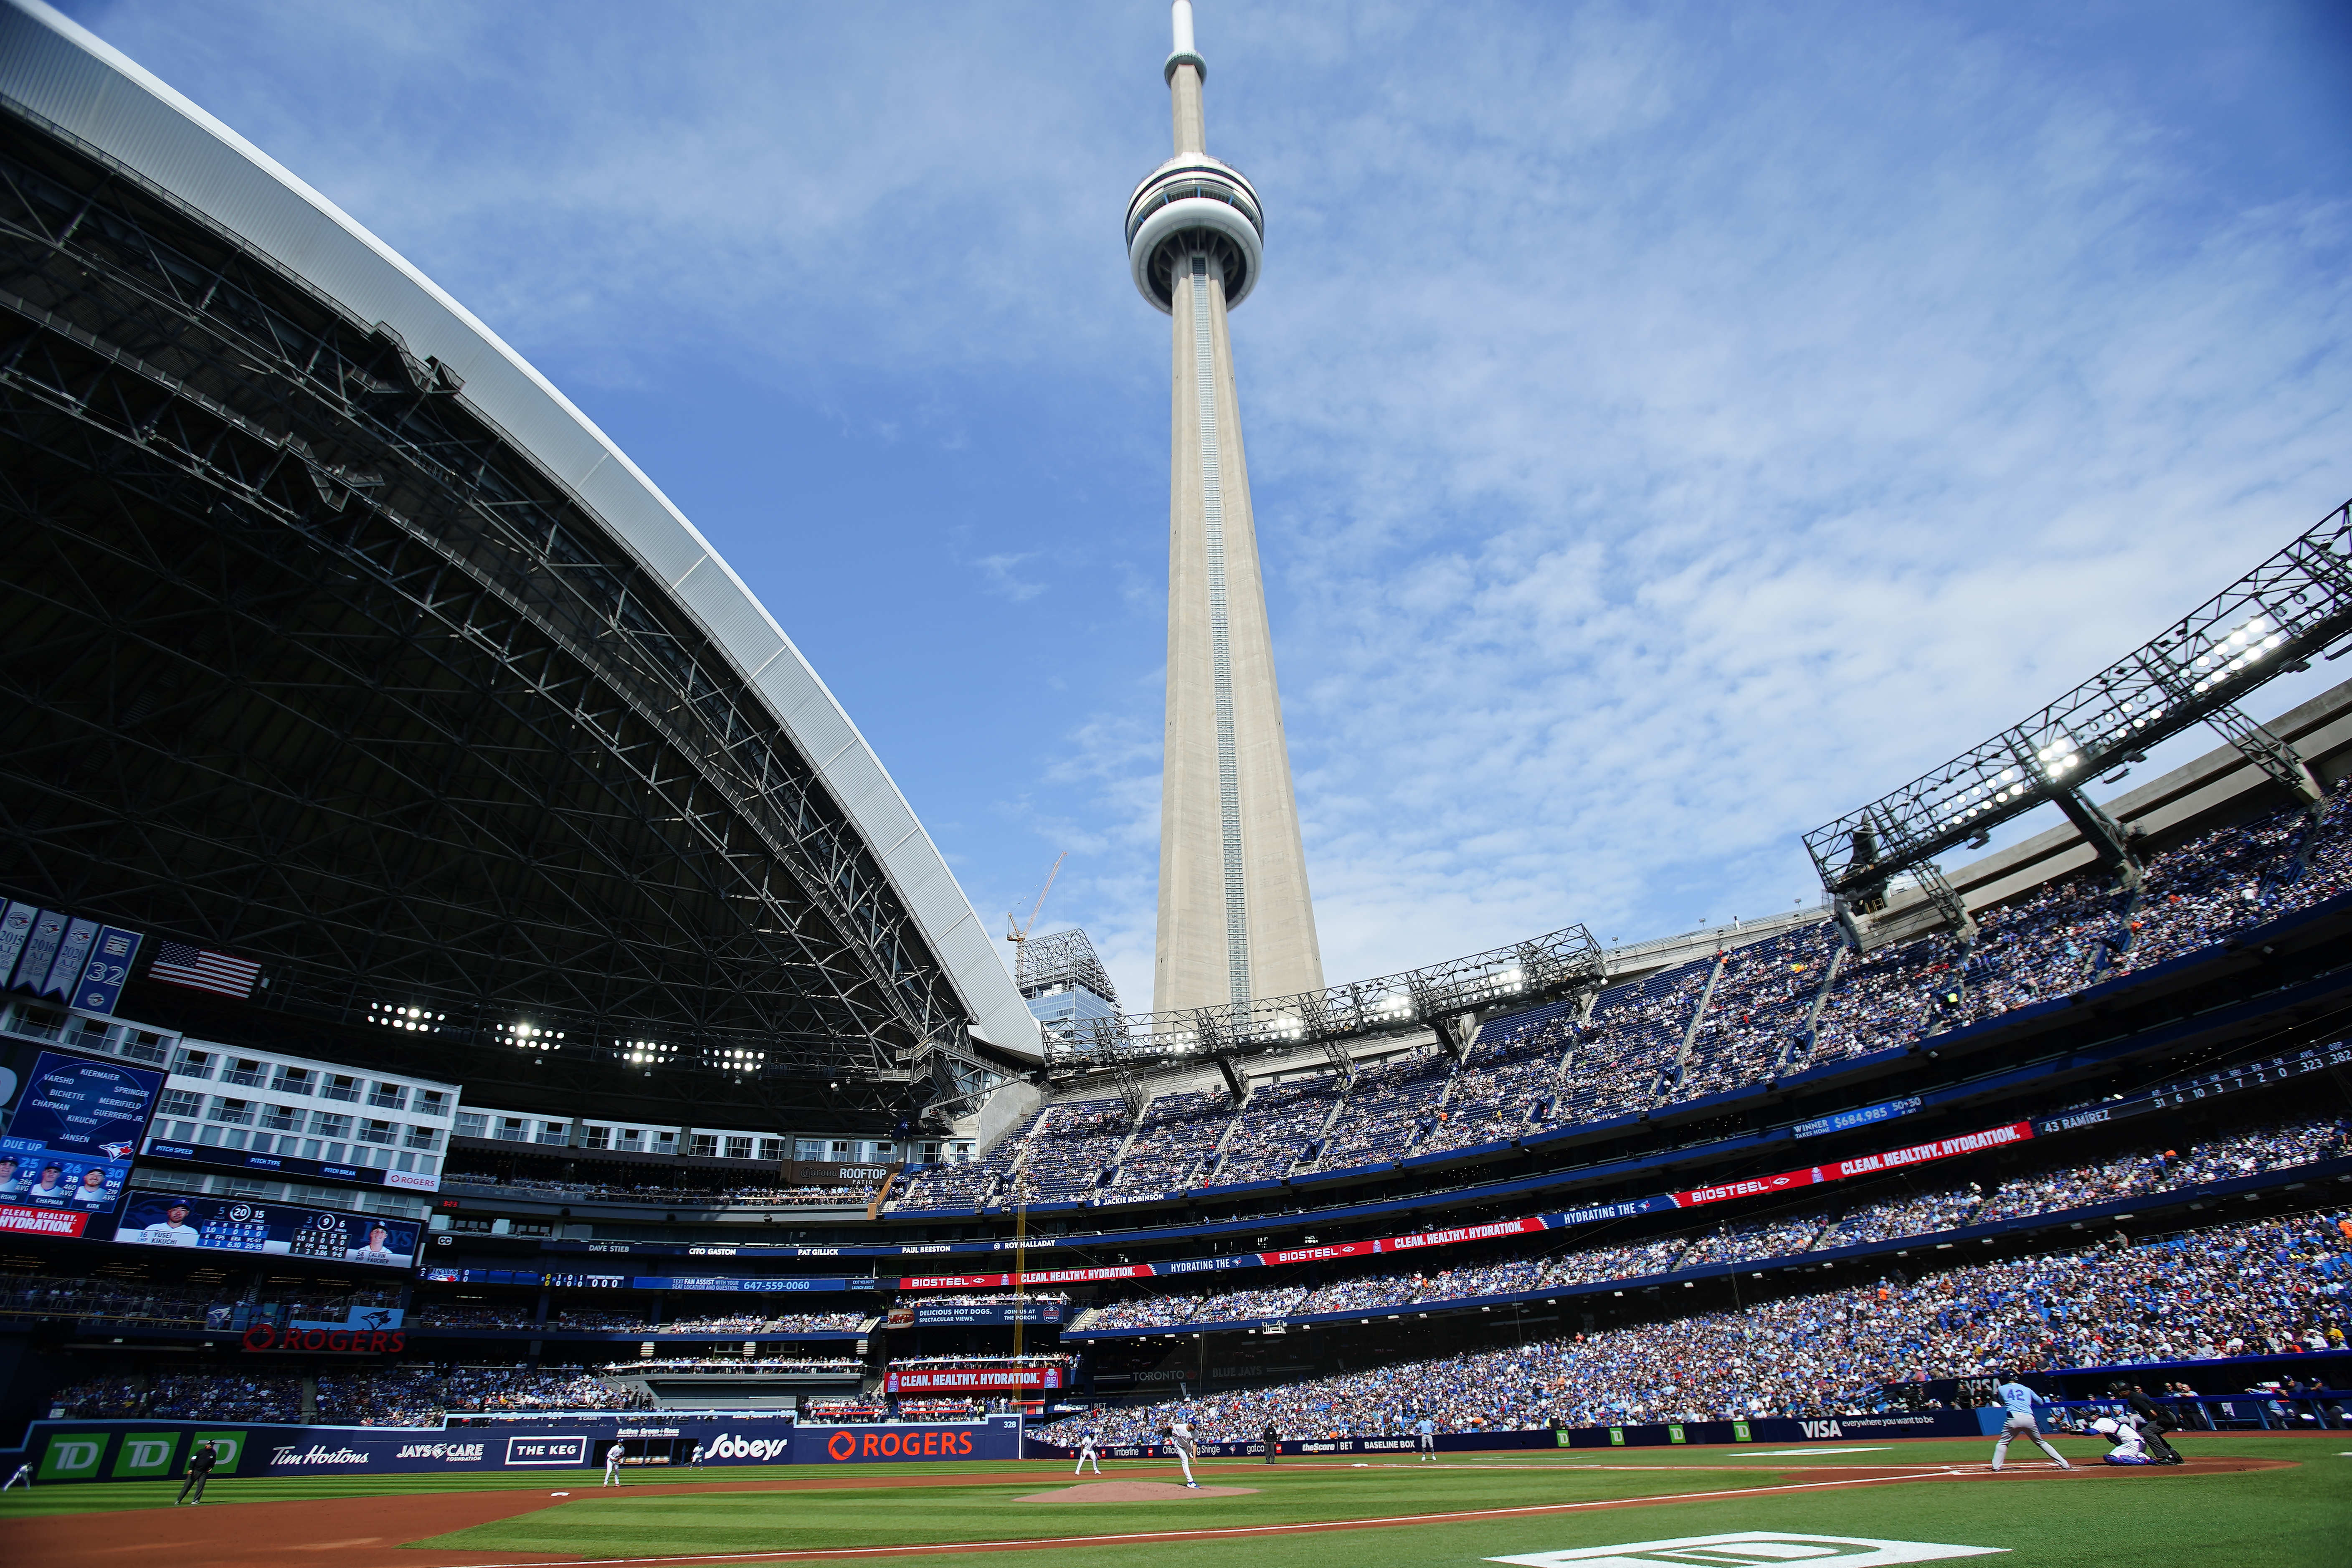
[242,1322,406,1355]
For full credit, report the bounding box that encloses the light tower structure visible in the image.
[1128,1,1324,1017]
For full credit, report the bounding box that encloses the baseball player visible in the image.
[2,1460,30,1492]
[603,1441,624,1486]
[1074,1430,1102,1475]
[1414,1415,1437,1462]
[175,1440,218,1505]
[1989,1378,2073,1471]
[1166,1420,1199,1488]
[2091,1417,2154,1465]
[689,1442,704,1469]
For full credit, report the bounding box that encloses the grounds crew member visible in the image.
[1262,1420,1279,1465]
[1989,1377,2073,1471]
[175,1440,218,1505]
[603,1441,625,1486]
[1075,1430,1102,1475]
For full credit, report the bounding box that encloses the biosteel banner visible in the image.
[883,1367,1065,1392]
[896,1118,2043,1290]
[1673,1121,2034,1208]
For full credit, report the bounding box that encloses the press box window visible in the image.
[690,1135,719,1159]
[454,1112,487,1139]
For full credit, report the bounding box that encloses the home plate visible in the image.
[1745,1446,1896,1455]
[1020,1482,1259,1502]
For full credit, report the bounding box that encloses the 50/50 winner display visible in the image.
[112,1189,420,1268]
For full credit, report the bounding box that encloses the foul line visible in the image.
[441,1467,1970,1568]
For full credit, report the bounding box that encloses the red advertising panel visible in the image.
[1674,1120,2034,1208]
[884,1367,1064,1392]
[898,1264,1154,1291]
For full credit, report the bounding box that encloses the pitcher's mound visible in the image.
[1020,1482,1260,1502]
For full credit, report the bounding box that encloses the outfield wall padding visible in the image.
[0,1414,1022,1482]
[1024,1408,1990,1460]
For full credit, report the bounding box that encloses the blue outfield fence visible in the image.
[1023,1409,1991,1459]
[0,1413,1024,1483]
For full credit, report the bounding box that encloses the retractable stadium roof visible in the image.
[0,1,1040,1116]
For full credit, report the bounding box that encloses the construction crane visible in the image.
[1006,851,1067,970]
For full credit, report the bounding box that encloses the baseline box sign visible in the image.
[885,1367,1064,1392]
[0,1049,165,1239]
[112,1188,420,1268]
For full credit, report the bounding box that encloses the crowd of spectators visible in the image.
[1104,1089,1232,1195]
[0,1275,214,1326]
[1670,926,1839,1102]
[601,1356,860,1373]
[1013,1098,1133,1201]
[1077,1116,2344,1331]
[446,1173,877,1208]
[416,1302,535,1330]
[309,1365,650,1424]
[1313,1048,1456,1171]
[1049,1210,2351,1443]
[895,784,2350,1212]
[1206,1074,1346,1187]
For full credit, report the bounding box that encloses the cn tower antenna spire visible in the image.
[1127,3,1324,1016]
[1168,1,1206,155]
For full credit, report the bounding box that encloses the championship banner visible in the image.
[0,1049,165,1238]
[5,908,68,995]
[883,1367,1063,1392]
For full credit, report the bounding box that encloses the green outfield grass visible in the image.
[3,1434,2344,1567]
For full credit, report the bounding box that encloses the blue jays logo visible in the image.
[357,1309,396,1330]
[99,1141,134,1160]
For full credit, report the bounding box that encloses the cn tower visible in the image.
[1129,1,1323,1016]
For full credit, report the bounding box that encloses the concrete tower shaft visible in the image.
[1130,2,1323,1015]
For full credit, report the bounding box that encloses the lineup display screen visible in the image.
[0,1051,166,1239]
[112,1189,421,1269]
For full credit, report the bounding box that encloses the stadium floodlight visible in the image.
[1805,499,2351,903]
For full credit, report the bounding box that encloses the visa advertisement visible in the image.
[111,1189,421,1268]
[0,1050,166,1239]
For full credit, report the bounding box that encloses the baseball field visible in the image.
[0,1431,2342,1568]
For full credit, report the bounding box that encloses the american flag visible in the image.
[147,942,261,999]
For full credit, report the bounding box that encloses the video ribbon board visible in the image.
[0,1050,166,1239]
[112,1189,422,1269]
[0,902,143,1016]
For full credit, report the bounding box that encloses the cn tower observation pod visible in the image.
[0,0,1043,1098]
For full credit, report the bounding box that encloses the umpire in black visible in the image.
[2116,1382,2183,1464]
[176,1439,218,1505]
[1262,1420,1279,1465]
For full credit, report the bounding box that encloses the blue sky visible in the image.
[60,1,2352,1011]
